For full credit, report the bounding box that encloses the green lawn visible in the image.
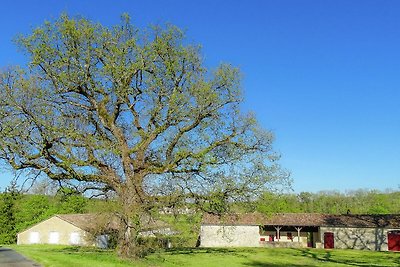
[8,245,400,267]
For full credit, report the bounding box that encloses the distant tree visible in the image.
[256,192,299,214]
[55,187,87,213]
[15,194,54,232]
[298,192,313,212]
[27,178,59,195]
[256,189,400,215]
[0,15,288,257]
[0,182,20,244]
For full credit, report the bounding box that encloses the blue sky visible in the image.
[1,1,400,193]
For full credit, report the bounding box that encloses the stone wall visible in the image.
[259,241,308,248]
[201,224,396,251]
[200,225,260,247]
[320,226,389,251]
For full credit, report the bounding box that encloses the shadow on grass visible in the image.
[293,248,400,266]
[161,248,318,266]
[295,248,365,266]
[34,245,112,255]
[161,247,400,266]
[166,247,237,255]
[242,260,315,267]
[164,247,257,259]
[297,248,331,261]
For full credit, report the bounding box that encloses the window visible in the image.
[49,231,60,244]
[287,232,293,240]
[269,235,275,242]
[70,232,81,245]
[259,226,268,235]
[96,235,109,249]
[29,232,40,244]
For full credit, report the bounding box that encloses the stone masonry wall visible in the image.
[200,225,260,247]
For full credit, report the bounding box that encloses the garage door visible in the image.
[388,231,400,251]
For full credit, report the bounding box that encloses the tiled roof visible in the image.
[321,214,400,228]
[202,213,400,228]
[57,213,168,232]
[57,214,119,232]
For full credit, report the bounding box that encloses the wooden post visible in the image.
[294,227,303,243]
[274,226,282,242]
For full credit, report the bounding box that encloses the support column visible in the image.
[274,226,282,242]
[294,227,303,243]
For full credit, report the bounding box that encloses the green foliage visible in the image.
[256,191,300,214]
[58,195,88,213]
[161,213,202,247]
[0,185,20,244]
[55,187,88,214]
[15,195,55,233]
[256,189,400,215]
[11,245,139,267]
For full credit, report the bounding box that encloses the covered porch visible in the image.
[259,225,321,248]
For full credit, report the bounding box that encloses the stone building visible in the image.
[200,213,400,251]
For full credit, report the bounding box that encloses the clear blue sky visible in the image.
[1,0,400,193]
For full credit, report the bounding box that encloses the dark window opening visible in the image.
[287,232,293,240]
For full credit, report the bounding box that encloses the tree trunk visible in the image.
[116,183,143,258]
[117,216,140,258]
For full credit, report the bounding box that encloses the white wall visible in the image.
[200,225,260,247]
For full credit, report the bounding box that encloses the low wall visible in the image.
[259,241,308,248]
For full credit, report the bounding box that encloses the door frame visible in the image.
[324,232,334,249]
[388,231,400,251]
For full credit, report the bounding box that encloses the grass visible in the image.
[7,245,400,267]
[7,245,138,267]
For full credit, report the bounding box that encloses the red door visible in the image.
[324,232,334,249]
[388,231,400,251]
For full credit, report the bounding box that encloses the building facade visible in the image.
[17,213,175,248]
[200,213,400,251]
[17,214,100,246]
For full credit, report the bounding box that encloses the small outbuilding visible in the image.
[17,214,116,247]
[200,213,400,251]
[17,213,175,248]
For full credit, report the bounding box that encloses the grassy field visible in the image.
[8,245,400,267]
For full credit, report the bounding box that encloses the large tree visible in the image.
[0,15,288,257]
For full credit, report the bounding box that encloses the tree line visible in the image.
[255,190,400,215]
